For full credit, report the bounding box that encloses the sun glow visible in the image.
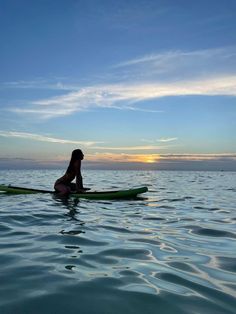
[137,154,161,163]
[146,158,156,163]
[86,153,161,163]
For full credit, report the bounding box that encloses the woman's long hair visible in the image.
[66,149,84,173]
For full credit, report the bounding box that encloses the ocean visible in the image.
[0,170,235,314]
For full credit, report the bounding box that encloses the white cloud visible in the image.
[0,131,100,146]
[110,47,236,89]
[1,79,78,91]
[157,138,178,142]
[114,47,235,68]
[91,145,169,151]
[4,47,236,119]
[0,130,176,153]
[113,47,236,81]
[141,137,178,143]
[9,75,236,119]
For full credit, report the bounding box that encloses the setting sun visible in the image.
[146,158,156,163]
[143,154,160,163]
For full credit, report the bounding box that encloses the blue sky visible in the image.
[0,0,236,170]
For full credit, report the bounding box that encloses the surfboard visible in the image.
[0,184,148,200]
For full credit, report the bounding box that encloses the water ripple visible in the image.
[0,170,236,314]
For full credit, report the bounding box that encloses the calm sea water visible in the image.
[0,170,235,314]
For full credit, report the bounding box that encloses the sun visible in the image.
[146,158,155,163]
[144,155,160,163]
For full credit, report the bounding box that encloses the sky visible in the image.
[0,0,236,170]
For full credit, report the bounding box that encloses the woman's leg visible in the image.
[54,183,70,195]
[68,183,76,192]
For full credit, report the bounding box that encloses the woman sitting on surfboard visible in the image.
[54,149,89,195]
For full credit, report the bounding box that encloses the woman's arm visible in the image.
[74,160,84,191]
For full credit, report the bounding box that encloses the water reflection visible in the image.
[52,194,81,221]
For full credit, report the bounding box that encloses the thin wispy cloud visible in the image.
[0,131,100,146]
[0,130,172,151]
[4,47,236,119]
[9,75,236,119]
[110,47,236,90]
[1,79,79,91]
[114,47,236,67]
[158,138,178,142]
[3,47,235,90]
[142,137,178,143]
[91,145,169,151]
[113,47,236,80]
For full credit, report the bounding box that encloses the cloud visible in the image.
[113,47,236,80]
[91,145,169,151]
[158,138,178,142]
[114,47,235,67]
[1,79,78,91]
[0,130,172,151]
[142,137,178,143]
[1,153,236,170]
[8,75,236,119]
[0,131,100,146]
[4,47,236,119]
[86,152,236,163]
[84,152,236,171]
[159,153,236,161]
[86,152,160,163]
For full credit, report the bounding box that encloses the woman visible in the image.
[54,149,88,195]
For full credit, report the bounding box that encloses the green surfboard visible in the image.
[0,184,148,200]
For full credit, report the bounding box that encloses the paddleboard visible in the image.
[0,184,148,200]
